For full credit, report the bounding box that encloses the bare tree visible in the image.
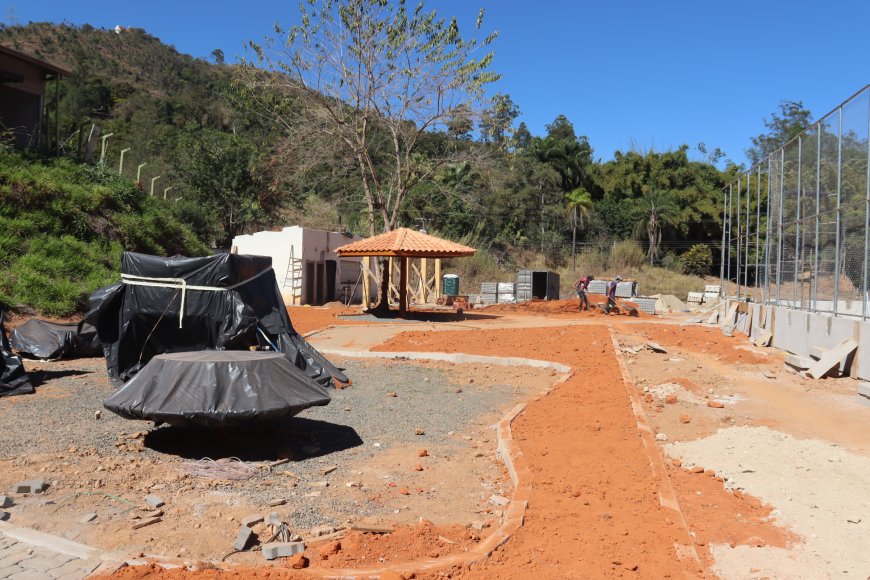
[244,0,499,237]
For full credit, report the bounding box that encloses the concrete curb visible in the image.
[319,348,572,374]
[608,329,701,569]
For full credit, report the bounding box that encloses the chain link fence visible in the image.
[722,84,870,319]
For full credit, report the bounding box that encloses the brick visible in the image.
[242,514,264,528]
[0,496,12,508]
[261,542,304,560]
[143,495,164,509]
[233,527,255,551]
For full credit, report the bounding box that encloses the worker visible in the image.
[604,276,622,314]
[574,275,594,311]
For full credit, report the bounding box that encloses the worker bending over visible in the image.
[574,275,593,311]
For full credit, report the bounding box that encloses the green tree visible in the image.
[747,100,812,166]
[565,188,593,270]
[479,93,519,146]
[633,189,679,265]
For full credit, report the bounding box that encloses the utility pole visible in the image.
[136,163,147,186]
[150,176,161,196]
[118,148,131,175]
[163,186,173,200]
[99,133,114,165]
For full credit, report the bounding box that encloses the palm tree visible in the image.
[634,189,679,265]
[565,188,593,270]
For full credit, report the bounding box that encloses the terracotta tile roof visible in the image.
[333,228,476,257]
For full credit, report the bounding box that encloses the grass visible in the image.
[0,149,208,316]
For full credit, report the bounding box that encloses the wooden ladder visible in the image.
[282,247,304,305]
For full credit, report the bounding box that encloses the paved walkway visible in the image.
[0,528,105,580]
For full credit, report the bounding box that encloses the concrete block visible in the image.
[808,338,858,379]
[234,526,256,551]
[809,345,827,360]
[11,479,47,494]
[0,495,12,508]
[242,514,264,528]
[144,495,165,509]
[262,541,304,560]
[784,354,811,370]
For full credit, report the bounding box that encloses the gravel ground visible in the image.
[0,354,539,537]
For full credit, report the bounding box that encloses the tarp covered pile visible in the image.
[104,351,331,428]
[10,319,102,360]
[87,252,345,426]
[0,310,33,397]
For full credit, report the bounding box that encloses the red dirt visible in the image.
[484,297,648,317]
[104,315,788,579]
[286,306,367,334]
[623,324,769,365]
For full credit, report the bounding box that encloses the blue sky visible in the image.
[5,0,869,166]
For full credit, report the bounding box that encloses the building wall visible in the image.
[0,51,48,149]
[231,226,366,306]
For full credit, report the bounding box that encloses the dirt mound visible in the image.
[484,297,646,317]
[627,324,769,365]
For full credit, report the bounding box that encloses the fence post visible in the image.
[794,137,802,307]
[776,149,785,306]
[864,94,870,321]
[766,157,772,304]
[726,184,732,297]
[755,166,761,302]
[745,173,751,300]
[833,108,843,316]
[720,184,728,295]
[813,122,821,312]
[736,177,742,297]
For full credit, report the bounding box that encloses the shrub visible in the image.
[609,240,645,271]
[680,244,713,277]
[661,251,683,273]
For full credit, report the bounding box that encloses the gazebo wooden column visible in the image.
[399,257,408,314]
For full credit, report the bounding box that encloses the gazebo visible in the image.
[333,228,476,314]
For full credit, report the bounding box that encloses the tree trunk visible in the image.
[371,257,391,314]
[572,206,577,271]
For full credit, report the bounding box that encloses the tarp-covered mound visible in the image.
[104,351,331,428]
[10,319,101,360]
[84,252,347,385]
[1,310,33,397]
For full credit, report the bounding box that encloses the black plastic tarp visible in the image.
[104,350,331,427]
[0,310,33,397]
[84,252,347,385]
[10,319,101,360]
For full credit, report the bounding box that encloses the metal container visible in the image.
[442,274,460,297]
[516,270,560,301]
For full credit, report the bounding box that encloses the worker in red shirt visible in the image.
[574,275,594,311]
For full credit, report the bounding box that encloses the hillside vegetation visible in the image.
[0,149,206,315]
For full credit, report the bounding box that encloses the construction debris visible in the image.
[144,495,165,509]
[645,342,668,354]
[12,480,47,494]
[234,526,256,550]
[184,458,258,481]
[262,541,304,560]
[807,338,858,379]
[132,516,162,530]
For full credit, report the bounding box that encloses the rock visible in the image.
[671,458,682,467]
[704,469,716,477]
[690,466,705,474]
[0,496,13,508]
[489,494,510,506]
[414,428,425,436]
[95,410,101,420]
[470,520,485,531]
[664,394,678,404]
[262,541,304,560]
[81,512,98,523]
[268,499,287,507]
[387,391,398,397]
[144,494,165,508]
[707,401,725,409]
[745,535,766,547]
[679,413,691,424]
[655,433,667,442]
[242,514,265,528]
[288,554,309,569]
[414,464,424,472]
[0,511,9,521]
[319,540,341,560]
[455,388,463,394]
[234,526,256,551]
[399,488,410,495]
[418,448,429,457]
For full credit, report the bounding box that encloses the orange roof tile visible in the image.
[333,228,476,257]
